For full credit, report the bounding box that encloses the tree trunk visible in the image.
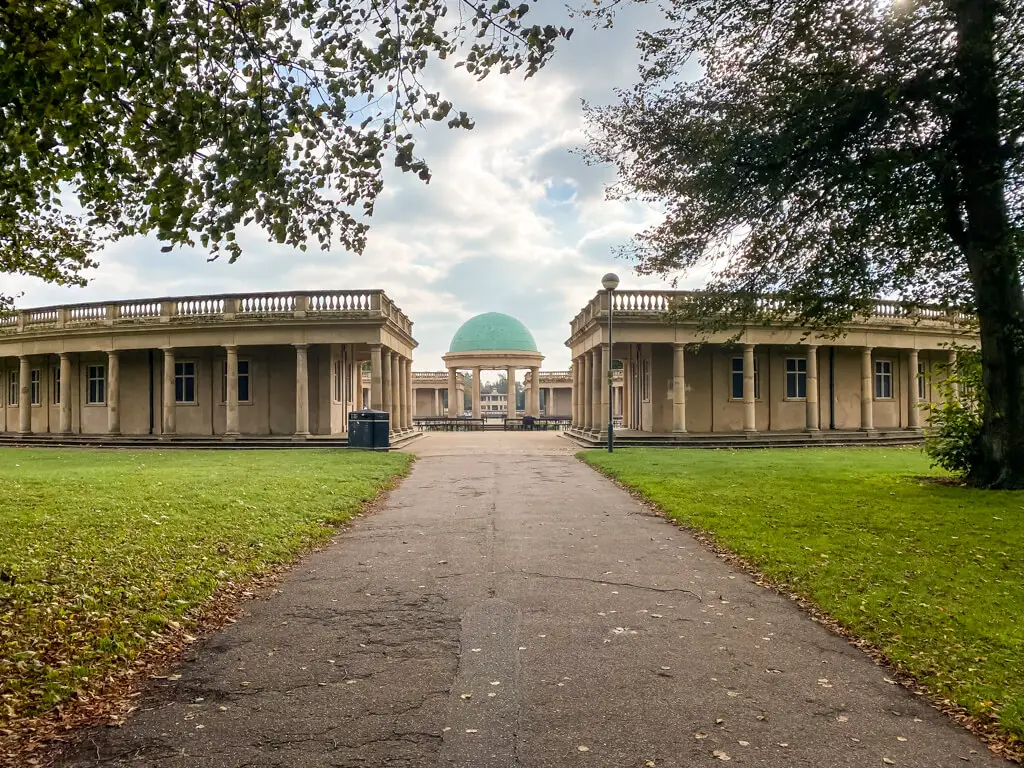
[949,0,1024,488]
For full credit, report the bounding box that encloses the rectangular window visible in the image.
[333,359,343,402]
[785,358,807,399]
[875,360,893,399]
[86,364,105,404]
[7,370,17,406]
[30,369,41,406]
[175,361,197,404]
[731,357,761,400]
[220,359,251,404]
[917,361,926,400]
[52,366,61,405]
[641,358,651,402]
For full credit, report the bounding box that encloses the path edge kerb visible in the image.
[574,452,1022,765]
[9,458,416,768]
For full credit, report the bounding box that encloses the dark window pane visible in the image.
[732,358,743,372]
[786,376,796,399]
[239,375,250,402]
[732,372,743,399]
[185,377,195,403]
[175,378,184,402]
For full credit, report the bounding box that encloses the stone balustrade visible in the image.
[568,290,970,340]
[0,290,413,338]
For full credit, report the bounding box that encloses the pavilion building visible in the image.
[441,313,544,419]
[566,290,977,440]
[0,290,416,441]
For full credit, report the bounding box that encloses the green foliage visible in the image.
[0,448,410,725]
[925,346,984,478]
[585,0,1022,322]
[583,447,1024,742]
[584,0,1024,488]
[0,0,570,299]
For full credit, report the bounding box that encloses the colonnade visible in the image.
[7,343,415,438]
[368,344,415,433]
[444,366,542,418]
[570,344,948,434]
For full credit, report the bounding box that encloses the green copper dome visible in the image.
[449,312,539,353]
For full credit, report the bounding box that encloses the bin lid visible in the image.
[349,409,390,420]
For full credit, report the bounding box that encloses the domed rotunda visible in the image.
[441,312,544,418]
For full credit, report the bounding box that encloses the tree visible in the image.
[585,0,1024,488]
[0,0,569,308]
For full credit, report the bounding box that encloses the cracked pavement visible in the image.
[56,432,1010,767]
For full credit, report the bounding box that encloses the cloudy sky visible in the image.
[8,3,704,372]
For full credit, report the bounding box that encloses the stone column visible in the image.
[225,345,240,436]
[472,367,482,419]
[672,343,687,433]
[742,344,757,433]
[18,356,31,434]
[370,345,384,410]
[294,343,310,437]
[162,348,176,436]
[397,356,409,431]
[861,346,874,431]
[806,345,820,432]
[58,353,71,433]
[530,367,540,417]
[591,346,603,432]
[446,368,457,417]
[506,366,516,417]
[908,349,921,428]
[390,352,401,432]
[948,348,959,403]
[381,348,393,418]
[405,359,414,428]
[107,351,120,435]
[434,388,440,417]
[600,345,611,432]
[570,361,579,426]
[583,352,593,430]
[623,351,632,429]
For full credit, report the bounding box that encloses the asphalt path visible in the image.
[57,432,1009,767]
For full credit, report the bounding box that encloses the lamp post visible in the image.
[602,273,620,452]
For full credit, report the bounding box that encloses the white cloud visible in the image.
[8,3,675,371]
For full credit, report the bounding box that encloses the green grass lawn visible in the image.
[0,448,411,727]
[582,447,1024,744]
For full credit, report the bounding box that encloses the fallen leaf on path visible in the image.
[712,750,731,761]
[577,746,590,752]
[694,732,708,740]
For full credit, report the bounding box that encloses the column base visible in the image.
[743,429,758,436]
[292,432,310,441]
[105,431,121,438]
[223,432,240,440]
[672,429,687,434]
[804,427,821,433]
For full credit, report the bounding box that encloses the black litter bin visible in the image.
[348,409,390,450]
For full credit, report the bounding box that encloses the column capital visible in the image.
[673,342,687,350]
[368,342,383,350]
[106,349,119,360]
[59,352,70,361]
[293,343,309,351]
[743,343,756,351]
[224,344,238,353]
